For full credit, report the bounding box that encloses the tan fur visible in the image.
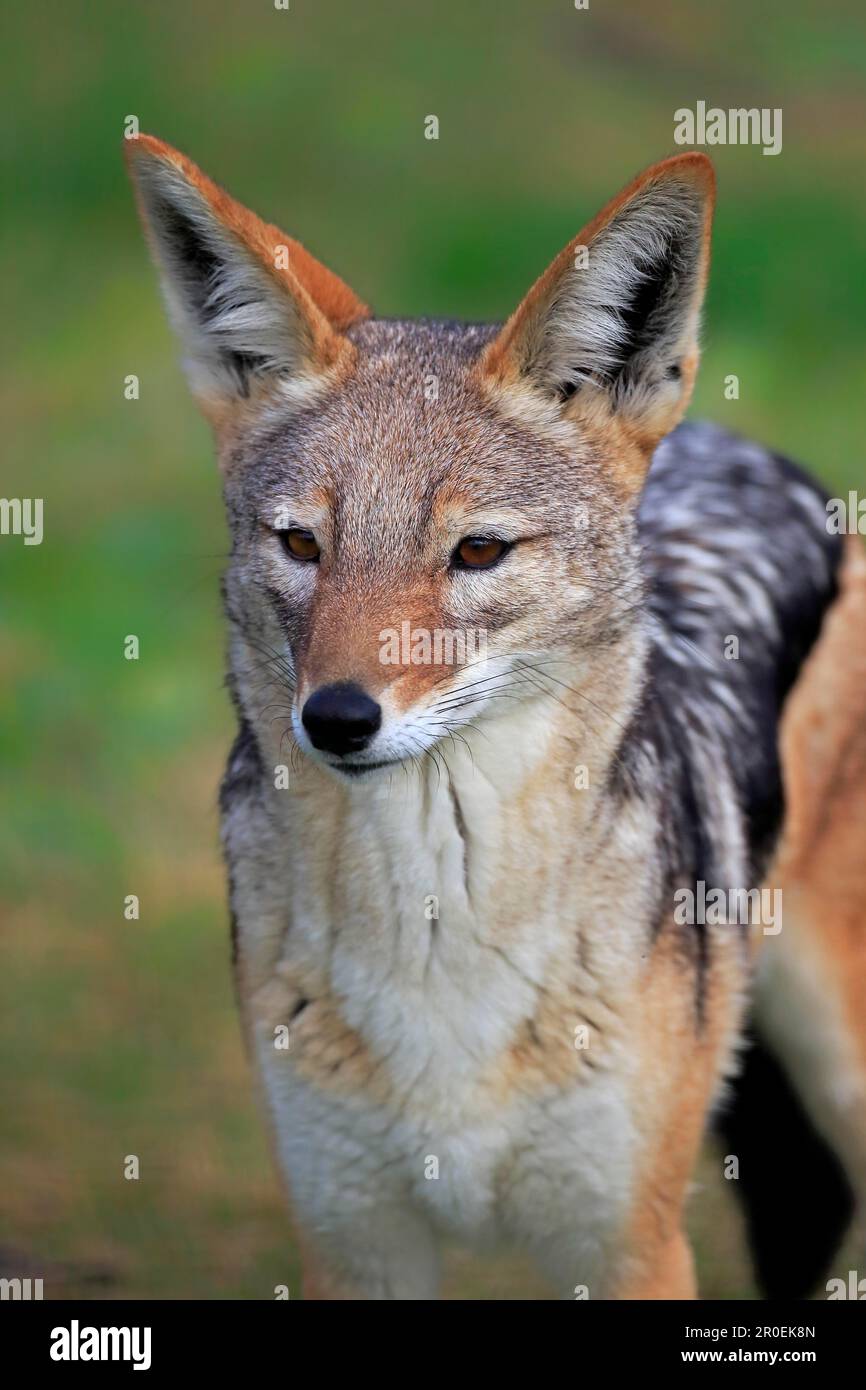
[299,577,450,711]
[616,908,745,1299]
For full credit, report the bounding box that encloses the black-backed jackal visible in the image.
[128,136,866,1299]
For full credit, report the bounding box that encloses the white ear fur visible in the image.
[129,155,314,401]
[487,156,715,440]
[127,138,366,409]
[536,182,708,396]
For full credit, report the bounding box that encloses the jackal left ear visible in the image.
[125,135,368,421]
[481,155,715,454]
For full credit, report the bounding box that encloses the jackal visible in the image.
[127,136,866,1299]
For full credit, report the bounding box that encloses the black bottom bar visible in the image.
[4,1296,861,1375]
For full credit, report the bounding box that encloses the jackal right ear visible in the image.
[480,155,715,457]
[125,135,368,419]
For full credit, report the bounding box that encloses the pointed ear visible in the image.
[480,154,715,455]
[125,135,368,418]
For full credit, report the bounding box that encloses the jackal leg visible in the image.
[612,1229,697,1299]
[764,534,866,1195]
[291,1205,440,1301]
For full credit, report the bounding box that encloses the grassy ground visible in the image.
[2,0,865,1298]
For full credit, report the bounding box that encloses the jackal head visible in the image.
[127,137,714,779]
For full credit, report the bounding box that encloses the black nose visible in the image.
[301,681,382,757]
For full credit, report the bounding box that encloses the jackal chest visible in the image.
[254,1009,635,1257]
[230,735,648,1252]
[242,772,636,1104]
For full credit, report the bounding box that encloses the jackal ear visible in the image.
[481,154,714,452]
[125,135,368,416]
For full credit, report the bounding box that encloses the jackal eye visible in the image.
[280,527,320,562]
[452,536,510,571]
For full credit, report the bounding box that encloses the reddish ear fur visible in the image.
[479,154,715,466]
[483,154,714,386]
[125,133,369,374]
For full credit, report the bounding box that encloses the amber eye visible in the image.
[452,535,510,571]
[280,527,320,562]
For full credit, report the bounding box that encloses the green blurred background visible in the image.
[2,0,864,1299]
